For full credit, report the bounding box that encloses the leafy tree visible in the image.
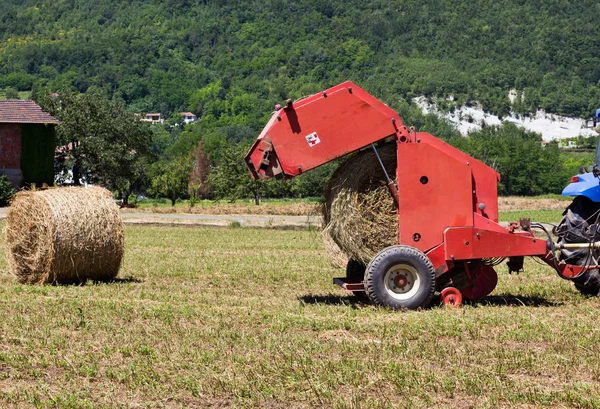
[449,123,565,195]
[208,142,264,205]
[150,126,172,158]
[188,142,212,201]
[37,91,153,203]
[4,87,18,99]
[290,163,336,198]
[148,156,193,206]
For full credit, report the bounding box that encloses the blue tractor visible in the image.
[555,109,600,295]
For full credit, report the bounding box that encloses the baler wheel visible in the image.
[364,245,436,310]
[461,265,498,300]
[441,287,462,307]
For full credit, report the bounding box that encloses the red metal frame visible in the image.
[246,81,575,299]
[333,277,365,292]
[539,251,600,278]
[245,81,403,179]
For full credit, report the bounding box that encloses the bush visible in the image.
[4,87,19,99]
[0,175,16,207]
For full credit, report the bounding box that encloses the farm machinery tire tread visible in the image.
[555,196,600,296]
[364,245,436,310]
[574,270,600,296]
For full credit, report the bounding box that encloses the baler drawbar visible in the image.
[245,81,597,309]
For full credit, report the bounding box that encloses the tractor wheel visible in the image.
[555,196,600,296]
[574,270,600,296]
[364,245,436,310]
[346,259,367,298]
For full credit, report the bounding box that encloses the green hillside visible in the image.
[1,0,600,118]
[1,0,598,202]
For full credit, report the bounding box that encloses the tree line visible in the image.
[32,90,593,206]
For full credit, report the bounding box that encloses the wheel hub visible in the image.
[393,274,408,288]
[384,263,421,300]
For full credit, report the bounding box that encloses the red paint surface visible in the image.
[245,81,402,179]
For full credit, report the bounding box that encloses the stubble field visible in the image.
[1,211,600,408]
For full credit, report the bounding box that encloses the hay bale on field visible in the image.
[5,187,124,284]
[322,143,398,266]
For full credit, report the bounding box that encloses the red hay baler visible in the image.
[245,81,597,309]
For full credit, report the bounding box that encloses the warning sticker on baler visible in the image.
[305,132,321,147]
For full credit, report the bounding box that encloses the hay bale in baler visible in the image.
[5,187,124,284]
[321,143,398,266]
[321,229,349,270]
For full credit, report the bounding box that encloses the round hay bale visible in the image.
[5,187,124,284]
[322,143,398,266]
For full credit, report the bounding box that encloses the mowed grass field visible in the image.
[2,215,600,408]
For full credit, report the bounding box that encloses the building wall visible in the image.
[0,123,23,187]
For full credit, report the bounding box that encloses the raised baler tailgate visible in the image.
[246,82,401,179]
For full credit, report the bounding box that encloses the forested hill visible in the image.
[1,0,600,119]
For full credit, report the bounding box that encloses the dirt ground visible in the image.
[121,202,321,216]
[122,196,570,217]
[498,196,569,211]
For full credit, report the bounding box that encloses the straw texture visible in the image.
[5,187,124,284]
[322,143,398,266]
[321,229,349,269]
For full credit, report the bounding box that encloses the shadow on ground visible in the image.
[298,294,369,308]
[299,292,561,309]
[72,276,143,286]
[108,276,143,284]
[462,294,562,307]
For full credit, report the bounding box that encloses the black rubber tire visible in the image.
[555,196,600,296]
[364,245,436,310]
[346,259,366,280]
[346,259,367,298]
[574,269,600,296]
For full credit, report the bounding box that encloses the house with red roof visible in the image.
[0,100,58,188]
[180,112,197,124]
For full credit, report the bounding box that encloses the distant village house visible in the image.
[0,100,58,188]
[136,112,196,125]
[180,112,197,124]
[139,113,164,124]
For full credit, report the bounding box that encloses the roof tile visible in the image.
[0,100,59,124]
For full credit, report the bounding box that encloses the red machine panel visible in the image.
[246,81,402,179]
[415,132,500,223]
[397,142,474,253]
[444,227,547,259]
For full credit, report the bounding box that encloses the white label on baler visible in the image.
[305,132,321,147]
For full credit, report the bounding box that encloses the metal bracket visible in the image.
[519,218,531,231]
[333,277,365,292]
[371,143,399,208]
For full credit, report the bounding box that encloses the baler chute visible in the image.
[246,81,596,309]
